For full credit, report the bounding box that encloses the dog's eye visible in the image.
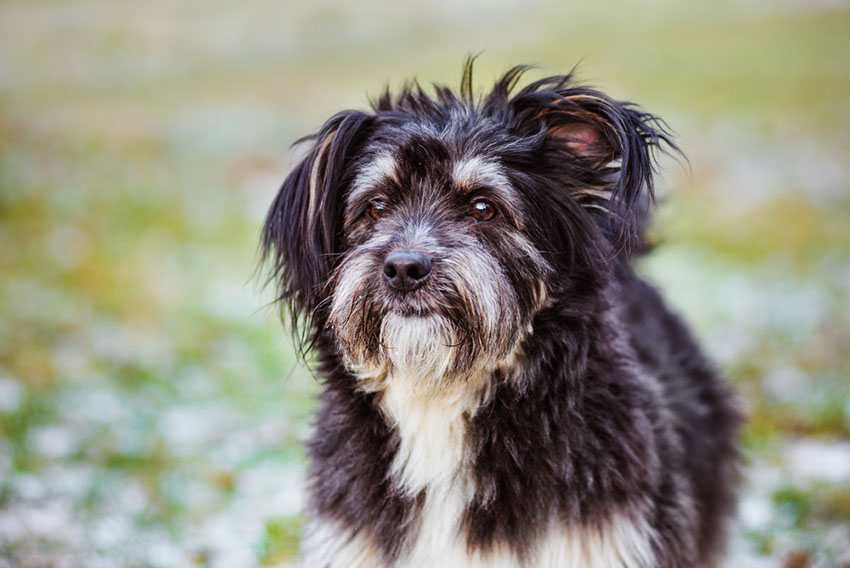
[470,199,496,222]
[367,202,386,221]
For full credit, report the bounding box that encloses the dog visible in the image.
[262,62,740,568]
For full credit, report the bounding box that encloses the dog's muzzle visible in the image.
[383,250,432,293]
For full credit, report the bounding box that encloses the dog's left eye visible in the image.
[367,202,386,221]
[470,199,497,222]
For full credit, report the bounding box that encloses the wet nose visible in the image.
[383,250,432,292]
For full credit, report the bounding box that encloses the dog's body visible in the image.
[263,64,740,568]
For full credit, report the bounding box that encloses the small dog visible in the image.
[262,62,740,568]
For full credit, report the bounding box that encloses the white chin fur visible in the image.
[380,313,455,381]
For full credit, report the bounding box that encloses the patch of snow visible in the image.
[27,425,80,460]
[39,464,95,502]
[726,528,779,568]
[190,512,259,568]
[823,524,850,566]
[159,403,243,455]
[235,463,305,518]
[762,365,810,404]
[59,387,128,426]
[0,440,11,478]
[739,494,773,532]
[11,473,48,501]
[784,438,850,483]
[0,376,23,412]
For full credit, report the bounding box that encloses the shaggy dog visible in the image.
[262,62,740,567]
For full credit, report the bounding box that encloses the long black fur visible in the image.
[262,62,740,567]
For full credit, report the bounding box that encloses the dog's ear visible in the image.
[510,75,675,253]
[262,110,374,342]
[546,121,611,163]
[545,90,674,252]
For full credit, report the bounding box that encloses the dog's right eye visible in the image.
[471,199,497,222]
[367,202,386,221]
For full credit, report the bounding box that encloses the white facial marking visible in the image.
[452,155,510,191]
[350,152,399,202]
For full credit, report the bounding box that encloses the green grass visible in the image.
[260,516,303,566]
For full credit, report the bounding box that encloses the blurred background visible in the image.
[1,0,849,566]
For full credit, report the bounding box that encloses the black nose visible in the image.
[383,250,432,292]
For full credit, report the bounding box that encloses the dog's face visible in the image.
[329,132,550,382]
[263,66,670,384]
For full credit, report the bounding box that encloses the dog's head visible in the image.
[263,64,672,384]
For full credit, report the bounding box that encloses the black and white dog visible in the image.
[262,63,740,567]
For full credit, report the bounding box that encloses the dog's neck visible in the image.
[379,366,485,494]
[374,363,504,566]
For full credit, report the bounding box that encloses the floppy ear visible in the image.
[512,76,676,253]
[262,110,373,341]
[547,90,675,252]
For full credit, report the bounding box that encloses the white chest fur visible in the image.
[381,374,477,567]
[300,507,655,568]
[298,371,656,568]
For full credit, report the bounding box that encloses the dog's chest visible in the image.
[381,376,472,493]
[376,379,656,568]
[300,376,657,568]
[380,378,477,567]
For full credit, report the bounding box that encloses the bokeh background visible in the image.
[1,0,849,566]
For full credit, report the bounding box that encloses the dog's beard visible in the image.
[328,246,523,384]
[379,313,456,381]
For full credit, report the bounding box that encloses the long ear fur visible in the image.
[508,71,678,255]
[262,110,373,347]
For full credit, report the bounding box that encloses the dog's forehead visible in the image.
[349,129,512,204]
